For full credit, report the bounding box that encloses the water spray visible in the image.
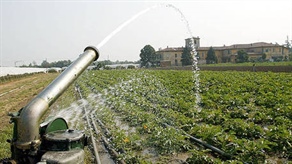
[96,3,201,110]
[96,5,158,49]
[2,4,204,163]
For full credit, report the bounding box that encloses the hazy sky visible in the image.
[1,0,291,66]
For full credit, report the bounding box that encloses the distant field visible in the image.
[199,61,292,67]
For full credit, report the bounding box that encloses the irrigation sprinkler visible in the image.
[2,46,99,164]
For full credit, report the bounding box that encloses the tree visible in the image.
[140,45,156,67]
[30,61,37,67]
[55,60,72,67]
[181,46,193,66]
[206,47,218,64]
[237,50,249,63]
[95,60,112,69]
[41,60,50,68]
[262,53,267,60]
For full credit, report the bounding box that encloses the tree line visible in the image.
[20,60,72,68]
[21,59,140,69]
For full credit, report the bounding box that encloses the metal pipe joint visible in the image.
[14,46,99,150]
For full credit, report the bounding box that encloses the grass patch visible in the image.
[0,125,13,159]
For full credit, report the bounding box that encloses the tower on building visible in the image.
[185,37,200,50]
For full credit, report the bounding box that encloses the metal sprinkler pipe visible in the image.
[14,46,99,150]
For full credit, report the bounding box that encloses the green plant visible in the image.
[75,69,292,162]
[148,126,190,154]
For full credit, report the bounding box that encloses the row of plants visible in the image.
[0,72,42,84]
[77,69,291,163]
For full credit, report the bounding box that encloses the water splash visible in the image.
[86,93,106,115]
[191,42,201,112]
[164,4,201,111]
[48,99,89,128]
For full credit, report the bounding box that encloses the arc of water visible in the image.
[96,3,201,110]
[97,4,193,49]
[164,4,193,37]
[96,5,158,49]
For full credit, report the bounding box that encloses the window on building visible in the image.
[175,59,178,66]
[175,54,177,58]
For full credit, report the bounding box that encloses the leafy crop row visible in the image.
[77,70,291,163]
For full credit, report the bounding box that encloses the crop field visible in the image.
[0,70,291,163]
[75,70,291,163]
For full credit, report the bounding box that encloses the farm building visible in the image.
[156,37,290,66]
